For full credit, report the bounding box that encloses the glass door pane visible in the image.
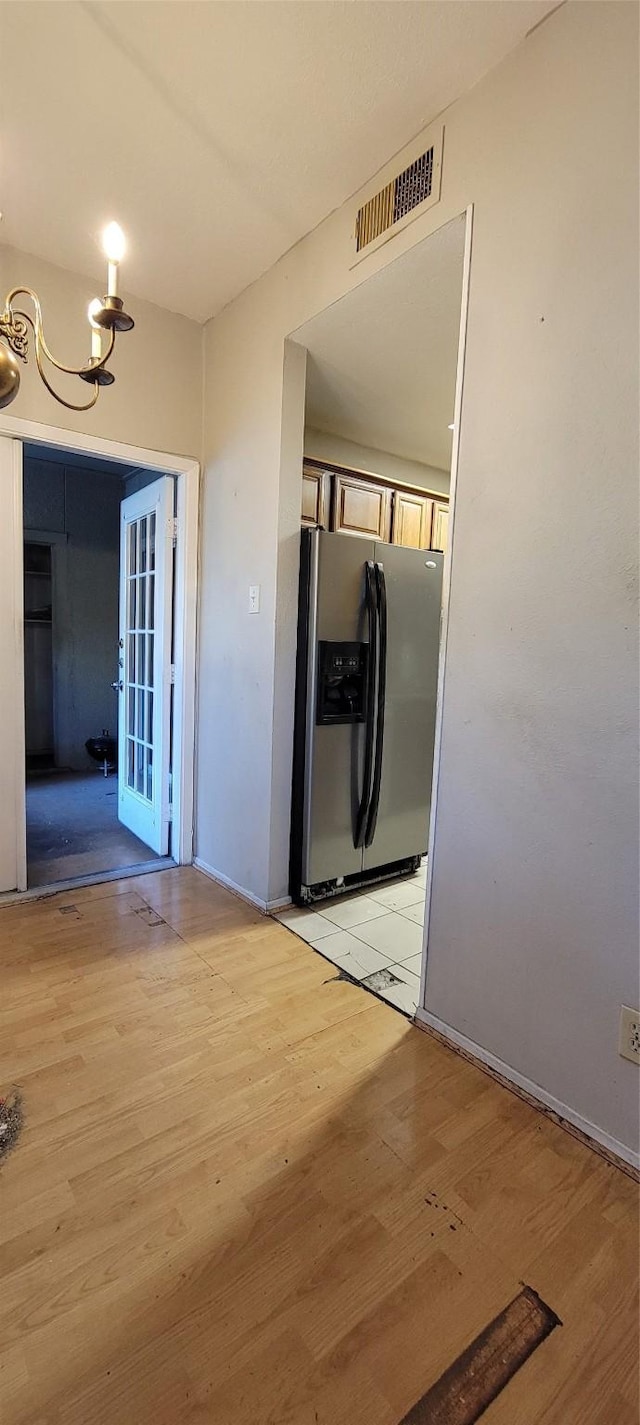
[124,513,155,803]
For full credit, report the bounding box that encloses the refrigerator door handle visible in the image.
[364,562,387,848]
[354,560,378,848]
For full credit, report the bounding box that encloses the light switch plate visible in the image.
[619,1006,640,1065]
[248,584,260,614]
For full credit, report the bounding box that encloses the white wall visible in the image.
[198,1,639,1158]
[0,245,202,458]
[304,428,450,496]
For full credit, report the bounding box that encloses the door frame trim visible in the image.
[7,438,27,892]
[419,203,474,1009]
[0,414,199,886]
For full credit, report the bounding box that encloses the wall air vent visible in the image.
[352,127,443,264]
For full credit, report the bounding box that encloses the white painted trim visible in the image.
[0,413,195,476]
[415,1006,640,1171]
[0,414,199,885]
[193,857,269,914]
[420,204,474,1008]
[172,454,200,864]
[10,441,27,891]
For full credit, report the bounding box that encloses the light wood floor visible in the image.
[0,866,637,1424]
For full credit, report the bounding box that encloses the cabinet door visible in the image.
[301,465,329,527]
[391,490,434,549]
[332,474,392,541]
[431,501,449,553]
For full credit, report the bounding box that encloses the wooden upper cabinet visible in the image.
[302,459,449,549]
[301,464,329,528]
[431,500,449,554]
[391,490,434,550]
[332,473,392,542]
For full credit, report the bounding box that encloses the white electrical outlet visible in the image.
[618,1006,640,1065]
[248,584,260,614]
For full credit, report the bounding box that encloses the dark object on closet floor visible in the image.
[85,731,117,775]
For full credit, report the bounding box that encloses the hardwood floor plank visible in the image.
[0,866,637,1424]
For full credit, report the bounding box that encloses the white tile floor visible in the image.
[276,861,427,1018]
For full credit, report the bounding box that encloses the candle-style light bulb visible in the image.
[102,222,126,298]
[88,298,103,359]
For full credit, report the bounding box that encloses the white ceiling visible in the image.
[296,214,465,471]
[1,1,555,324]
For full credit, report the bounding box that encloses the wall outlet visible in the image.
[618,1006,640,1065]
[248,584,260,614]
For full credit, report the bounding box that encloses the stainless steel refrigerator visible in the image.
[290,528,443,904]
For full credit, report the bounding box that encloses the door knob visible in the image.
[111,680,123,692]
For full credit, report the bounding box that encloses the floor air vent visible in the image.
[354,132,442,258]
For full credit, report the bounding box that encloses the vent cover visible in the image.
[351,129,443,264]
[356,146,434,253]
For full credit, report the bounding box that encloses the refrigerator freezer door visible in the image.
[301,530,374,886]
[362,543,443,871]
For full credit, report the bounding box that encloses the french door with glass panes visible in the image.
[117,477,174,854]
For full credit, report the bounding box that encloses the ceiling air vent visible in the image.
[353,129,443,262]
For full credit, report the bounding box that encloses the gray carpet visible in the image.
[26,770,161,888]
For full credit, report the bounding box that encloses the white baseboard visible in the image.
[193,858,268,913]
[192,859,292,915]
[415,1006,640,1173]
[267,895,292,912]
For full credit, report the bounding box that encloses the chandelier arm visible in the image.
[33,335,101,412]
[36,318,116,376]
[6,287,116,376]
[10,306,36,338]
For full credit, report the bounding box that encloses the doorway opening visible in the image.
[22,443,176,890]
[275,211,471,1020]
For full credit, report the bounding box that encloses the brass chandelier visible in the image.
[0,222,134,412]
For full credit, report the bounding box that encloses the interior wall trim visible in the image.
[0,413,197,476]
[193,857,268,913]
[0,413,200,884]
[193,855,290,912]
[420,203,474,1005]
[415,1006,640,1178]
[193,858,291,913]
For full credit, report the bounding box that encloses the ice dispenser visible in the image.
[316,641,368,725]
